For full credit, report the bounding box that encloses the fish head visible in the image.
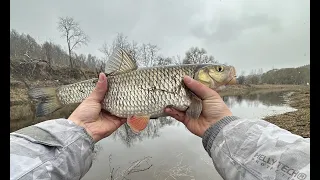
[194,64,237,89]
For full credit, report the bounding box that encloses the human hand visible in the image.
[68,73,127,143]
[165,76,233,137]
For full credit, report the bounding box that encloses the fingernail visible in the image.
[165,108,172,113]
[98,73,105,82]
[184,76,192,84]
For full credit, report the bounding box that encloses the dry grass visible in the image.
[10,87,29,105]
[10,103,34,120]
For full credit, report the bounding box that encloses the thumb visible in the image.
[87,73,108,102]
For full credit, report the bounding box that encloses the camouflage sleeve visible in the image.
[202,116,310,180]
[10,118,95,180]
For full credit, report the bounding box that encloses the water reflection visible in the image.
[111,117,177,147]
[82,91,297,180]
[223,91,288,108]
[106,91,295,148]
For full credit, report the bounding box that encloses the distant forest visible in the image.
[236,65,310,85]
[10,17,309,85]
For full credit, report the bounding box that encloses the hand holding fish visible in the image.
[165,75,233,137]
[68,73,127,142]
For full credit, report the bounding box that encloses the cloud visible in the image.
[10,0,309,74]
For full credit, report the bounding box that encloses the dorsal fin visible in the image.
[105,48,138,75]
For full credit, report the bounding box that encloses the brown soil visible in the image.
[10,61,97,132]
[263,89,310,138]
[218,84,310,138]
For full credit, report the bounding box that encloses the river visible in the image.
[81,91,297,180]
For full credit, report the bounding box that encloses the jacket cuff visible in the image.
[202,116,240,157]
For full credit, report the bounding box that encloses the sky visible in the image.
[10,0,310,75]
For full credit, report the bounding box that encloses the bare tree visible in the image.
[112,33,130,50]
[182,47,217,64]
[99,41,113,62]
[257,68,264,75]
[128,40,140,61]
[99,33,139,65]
[155,56,173,66]
[171,55,182,65]
[245,69,260,84]
[58,17,89,68]
[140,43,159,67]
[237,71,246,85]
[42,41,53,67]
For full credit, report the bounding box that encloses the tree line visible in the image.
[10,16,217,73]
[237,65,310,85]
[10,16,309,85]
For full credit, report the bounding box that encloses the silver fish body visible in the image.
[29,48,237,122]
[57,65,201,118]
[105,64,198,118]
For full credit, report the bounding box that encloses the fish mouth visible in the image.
[226,66,237,85]
[227,77,237,85]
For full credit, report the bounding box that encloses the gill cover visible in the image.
[194,64,233,89]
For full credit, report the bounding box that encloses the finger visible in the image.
[111,118,127,129]
[183,76,219,100]
[164,108,186,125]
[87,73,108,102]
[101,110,127,127]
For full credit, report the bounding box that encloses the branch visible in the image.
[70,35,88,51]
[107,154,152,180]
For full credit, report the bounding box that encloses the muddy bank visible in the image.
[10,61,98,132]
[263,89,310,138]
[218,84,309,97]
[219,84,310,137]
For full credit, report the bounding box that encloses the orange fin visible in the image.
[127,115,150,134]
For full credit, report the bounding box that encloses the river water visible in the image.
[82,91,297,180]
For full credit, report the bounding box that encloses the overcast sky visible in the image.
[10,0,309,75]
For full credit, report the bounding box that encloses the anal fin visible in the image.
[127,115,150,134]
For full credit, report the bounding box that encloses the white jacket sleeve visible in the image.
[202,116,310,180]
[10,118,95,180]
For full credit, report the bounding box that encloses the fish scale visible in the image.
[103,65,195,118]
[28,48,237,133]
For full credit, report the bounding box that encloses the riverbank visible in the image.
[263,89,310,138]
[218,84,308,96]
[10,77,310,135]
[219,84,310,138]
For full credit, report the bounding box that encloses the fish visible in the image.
[28,48,237,133]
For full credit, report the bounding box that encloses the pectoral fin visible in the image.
[127,115,150,134]
[186,95,203,120]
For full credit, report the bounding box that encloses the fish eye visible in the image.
[216,66,224,72]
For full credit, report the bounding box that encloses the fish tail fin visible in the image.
[28,87,62,117]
